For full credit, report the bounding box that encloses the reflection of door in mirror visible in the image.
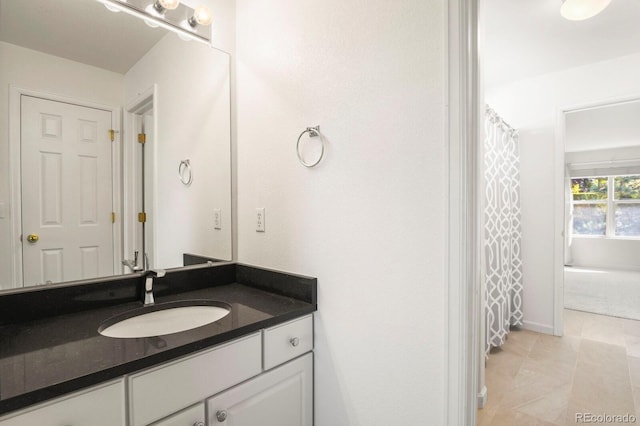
[124,36,233,270]
[123,90,156,273]
[0,0,232,291]
[21,95,116,286]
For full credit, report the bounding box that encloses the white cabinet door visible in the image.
[207,353,313,426]
[151,403,205,426]
[0,379,125,426]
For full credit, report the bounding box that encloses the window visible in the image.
[571,175,640,237]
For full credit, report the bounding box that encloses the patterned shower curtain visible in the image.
[484,106,523,353]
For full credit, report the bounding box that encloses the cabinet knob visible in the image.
[194,422,205,426]
[290,337,300,347]
[216,410,228,422]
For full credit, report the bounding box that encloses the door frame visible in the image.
[448,0,582,422]
[446,0,482,424]
[123,85,158,271]
[555,93,640,334]
[8,85,122,287]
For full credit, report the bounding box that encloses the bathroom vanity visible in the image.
[0,263,316,425]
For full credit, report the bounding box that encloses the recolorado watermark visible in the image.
[575,413,637,423]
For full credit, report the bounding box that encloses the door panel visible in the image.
[40,151,63,225]
[21,95,114,285]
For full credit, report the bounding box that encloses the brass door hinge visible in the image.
[111,212,116,223]
[108,129,115,142]
[138,212,147,223]
[138,133,146,144]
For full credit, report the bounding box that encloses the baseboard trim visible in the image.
[477,385,487,409]
[521,320,554,335]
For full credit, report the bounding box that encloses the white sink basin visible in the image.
[99,300,231,338]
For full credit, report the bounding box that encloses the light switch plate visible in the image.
[256,208,265,232]
[214,209,221,230]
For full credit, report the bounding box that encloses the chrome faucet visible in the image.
[143,269,166,306]
[123,251,144,272]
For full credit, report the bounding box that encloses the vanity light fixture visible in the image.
[103,2,122,13]
[96,0,212,44]
[560,0,612,21]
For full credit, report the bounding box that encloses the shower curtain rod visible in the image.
[486,105,517,134]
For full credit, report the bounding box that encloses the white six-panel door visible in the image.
[21,95,114,285]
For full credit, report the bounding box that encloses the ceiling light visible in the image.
[188,5,213,27]
[96,0,211,44]
[560,0,612,21]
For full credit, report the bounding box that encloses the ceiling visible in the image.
[0,0,166,74]
[483,0,640,89]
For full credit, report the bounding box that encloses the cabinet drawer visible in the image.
[0,379,125,426]
[129,333,262,426]
[263,315,313,370]
[151,403,205,426]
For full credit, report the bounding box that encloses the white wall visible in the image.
[487,52,640,331]
[565,100,640,152]
[570,238,640,271]
[236,1,446,424]
[488,53,640,130]
[518,128,557,332]
[0,41,124,290]
[125,34,232,268]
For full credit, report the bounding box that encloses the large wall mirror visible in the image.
[0,0,232,291]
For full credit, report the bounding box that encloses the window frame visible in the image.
[612,175,640,238]
[571,175,640,239]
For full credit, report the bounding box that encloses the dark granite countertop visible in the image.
[0,263,317,416]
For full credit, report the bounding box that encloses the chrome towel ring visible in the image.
[178,159,193,185]
[296,125,324,168]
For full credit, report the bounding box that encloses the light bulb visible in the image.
[152,0,179,14]
[157,0,180,10]
[188,5,213,27]
[560,0,612,21]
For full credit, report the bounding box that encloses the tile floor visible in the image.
[478,309,640,425]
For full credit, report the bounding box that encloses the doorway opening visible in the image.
[472,0,640,423]
[123,85,157,272]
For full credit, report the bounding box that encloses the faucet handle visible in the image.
[149,269,166,278]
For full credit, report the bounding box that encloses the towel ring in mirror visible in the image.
[178,159,193,185]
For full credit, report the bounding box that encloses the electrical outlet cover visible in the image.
[214,209,221,230]
[256,207,265,232]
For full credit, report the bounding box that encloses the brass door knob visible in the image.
[27,234,39,243]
